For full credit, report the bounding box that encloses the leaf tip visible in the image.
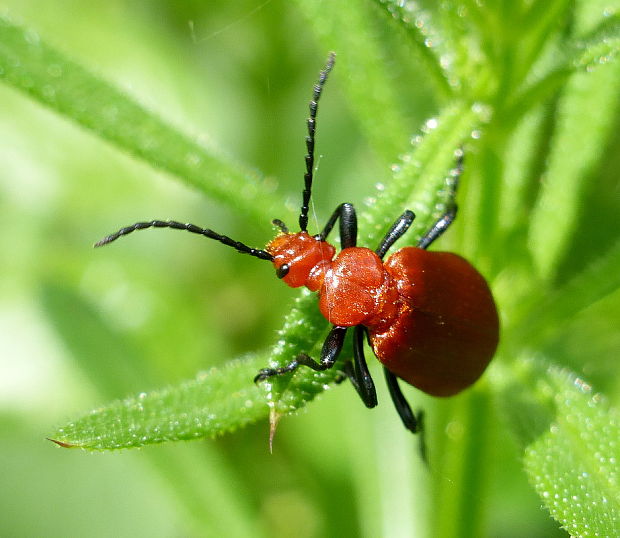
[46,437,80,449]
[269,408,282,454]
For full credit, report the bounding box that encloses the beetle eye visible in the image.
[276,264,290,279]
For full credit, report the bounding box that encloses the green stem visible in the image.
[432,390,490,537]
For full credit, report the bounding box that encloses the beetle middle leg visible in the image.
[340,326,378,408]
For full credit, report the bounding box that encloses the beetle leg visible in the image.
[375,210,416,259]
[342,326,378,408]
[416,204,457,250]
[318,203,357,248]
[254,326,347,381]
[376,152,463,253]
[384,368,421,434]
[417,152,463,250]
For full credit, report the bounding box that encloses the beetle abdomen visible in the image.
[369,248,499,397]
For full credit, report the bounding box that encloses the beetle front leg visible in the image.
[254,326,347,382]
[318,203,357,248]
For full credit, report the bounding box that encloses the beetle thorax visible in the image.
[267,234,401,330]
[318,247,401,329]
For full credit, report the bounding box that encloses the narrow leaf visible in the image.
[507,239,620,352]
[49,355,269,449]
[573,13,620,71]
[521,365,620,537]
[516,0,573,89]
[507,14,620,122]
[528,60,620,280]
[370,0,453,100]
[42,285,265,534]
[504,67,571,125]
[0,15,282,221]
[361,101,479,246]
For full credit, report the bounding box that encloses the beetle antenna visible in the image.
[299,52,336,232]
[94,220,274,260]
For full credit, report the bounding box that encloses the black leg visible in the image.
[417,152,463,250]
[254,326,347,382]
[416,205,457,250]
[318,203,357,248]
[384,368,421,434]
[376,151,464,254]
[416,410,428,464]
[375,210,416,259]
[342,326,377,408]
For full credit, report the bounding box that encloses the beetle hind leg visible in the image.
[384,368,422,434]
[417,151,463,250]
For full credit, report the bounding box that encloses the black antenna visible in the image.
[94,220,273,261]
[299,52,336,232]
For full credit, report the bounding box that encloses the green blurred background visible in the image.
[1,1,618,537]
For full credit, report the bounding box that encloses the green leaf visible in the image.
[522,365,620,537]
[515,0,573,90]
[292,0,413,163]
[370,0,453,100]
[504,67,572,124]
[494,355,620,536]
[498,108,545,235]
[0,14,282,222]
[48,354,269,449]
[528,59,620,280]
[43,281,275,449]
[506,239,620,354]
[40,283,159,398]
[362,101,480,243]
[573,14,620,71]
[40,283,264,534]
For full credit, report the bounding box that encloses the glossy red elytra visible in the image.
[96,53,499,433]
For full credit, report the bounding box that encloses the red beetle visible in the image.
[96,54,499,433]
